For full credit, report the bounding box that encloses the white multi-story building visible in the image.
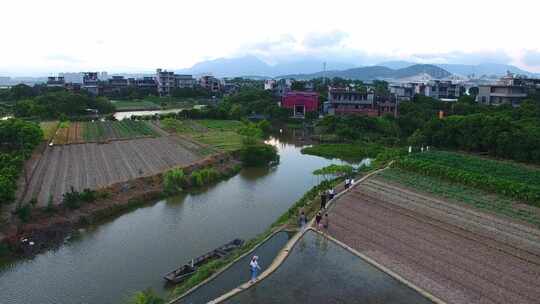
[475,72,537,106]
[155,69,195,96]
[82,72,100,95]
[199,75,221,93]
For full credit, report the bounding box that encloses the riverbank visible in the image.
[1,152,241,259]
[168,176,345,302]
[167,162,383,303]
[0,136,349,304]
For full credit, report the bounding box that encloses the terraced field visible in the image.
[21,136,204,206]
[328,176,540,304]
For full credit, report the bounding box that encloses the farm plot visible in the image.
[409,151,540,185]
[21,137,204,206]
[39,121,59,141]
[328,178,540,304]
[396,151,540,206]
[52,120,161,144]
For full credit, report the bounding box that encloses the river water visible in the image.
[0,135,348,304]
[113,105,206,120]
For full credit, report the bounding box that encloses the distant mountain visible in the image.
[175,55,539,79]
[437,63,537,77]
[175,56,357,78]
[377,61,538,77]
[376,61,416,70]
[279,64,451,81]
[176,56,273,78]
[393,64,451,79]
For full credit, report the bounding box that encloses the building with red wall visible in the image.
[281,91,319,118]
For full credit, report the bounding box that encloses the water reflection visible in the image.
[0,136,345,304]
[225,231,434,304]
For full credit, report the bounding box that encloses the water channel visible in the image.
[225,230,434,304]
[0,134,348,304]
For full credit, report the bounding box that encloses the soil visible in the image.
[327,176,540,304]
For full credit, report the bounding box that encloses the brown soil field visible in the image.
[19,136,204,207]
[327,175,540,304]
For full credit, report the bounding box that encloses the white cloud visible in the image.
[1,0,540,75]
[303,30,348,49]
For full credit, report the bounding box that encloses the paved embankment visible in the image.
[328,176,540,304]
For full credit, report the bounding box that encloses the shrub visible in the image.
[127,288,164,304]
[14,204,32,222]
[190,168,220,187]
[80,188,97,203]
[239,144,279,167]
[46,195,56,213]
[163,168,186,194]
[62,187,98,209]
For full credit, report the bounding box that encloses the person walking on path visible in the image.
[320,191,327,210]
[315,211,323,230]
[249,255,261,283]
[322,213,329,231]
[344,178,350,189]
[328,188,335,200]
[298,211,308,230]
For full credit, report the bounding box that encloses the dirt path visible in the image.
[327,176,540,304]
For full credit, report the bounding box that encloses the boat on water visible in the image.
[164,238,244,284]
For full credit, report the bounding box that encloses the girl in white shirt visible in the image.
[249,255,261,283]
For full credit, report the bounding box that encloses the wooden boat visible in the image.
[164,238,244,284]
[164,264,196,284]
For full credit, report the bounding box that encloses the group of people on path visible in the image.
[251,178,356,284]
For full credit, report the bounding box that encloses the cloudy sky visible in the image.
[1,0,540,75]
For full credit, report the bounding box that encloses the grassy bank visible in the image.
[112,100,161,111]
[378,168,540,228]
[301,143,381,162]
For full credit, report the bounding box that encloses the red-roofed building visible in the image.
[281,91,319,118]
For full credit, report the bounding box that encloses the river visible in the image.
[0,135,350,304]
[113,106,206,120]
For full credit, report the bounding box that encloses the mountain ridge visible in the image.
[277,64,451,81]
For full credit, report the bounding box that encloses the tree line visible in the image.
[0,118,43,205]
[0,84,116,119]
[316,94,540,164]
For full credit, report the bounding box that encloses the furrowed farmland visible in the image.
[21,136,205,207]
[51,120,159,145]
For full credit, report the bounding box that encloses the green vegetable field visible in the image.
[395,151,540,206]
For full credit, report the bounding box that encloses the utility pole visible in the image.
[323,62,327,85]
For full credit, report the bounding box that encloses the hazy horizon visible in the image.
[2,0,540,76]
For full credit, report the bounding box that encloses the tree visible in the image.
[9,84,35,100]
[291,81,306,91]
[468,86,479,97]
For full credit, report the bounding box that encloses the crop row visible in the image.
[81,121,160,142]
[394,158,540,207]
[23,136,203,206]
[410,151,540,185]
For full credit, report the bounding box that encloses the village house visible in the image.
[281,91,319,118]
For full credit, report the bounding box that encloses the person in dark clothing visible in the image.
[320,191,327,210]
[323,213,329,230]
[315,212,323,230]
[298,211,307,229]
